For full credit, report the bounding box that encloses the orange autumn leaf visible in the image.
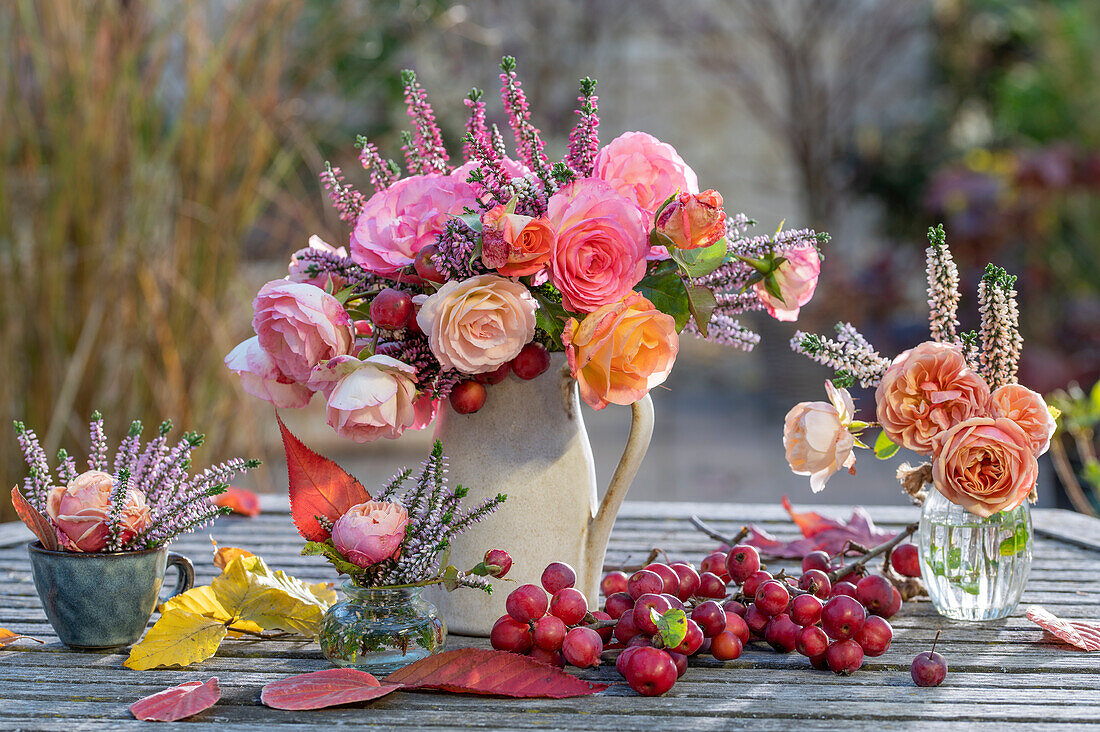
[211,539,255,570]
[213,486,261,517]
[1,627,44,648]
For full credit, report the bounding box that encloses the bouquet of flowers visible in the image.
[12,412,258,551]
[225,57,825,441]
[781,225,1057,518]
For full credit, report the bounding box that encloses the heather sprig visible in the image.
[499,56,552,183]
[356,135,401,191]
[462,88,490,161]
[925,223,962,345]
[791,329,892,388]
[564,77,600,178]
[105,468,131,552]
[977,264,1023,389]
[461,128,515,209]
[88,411,108,471]
[319,162,366,225]
[13,421,51,507]
[400,69,450,175]
[432,216,486,281]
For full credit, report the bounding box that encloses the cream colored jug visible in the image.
[427,354,654,636]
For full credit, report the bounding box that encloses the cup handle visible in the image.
[164,553,195,599]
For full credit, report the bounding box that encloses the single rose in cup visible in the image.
[931,416,1038,517]
[331,501,410,568]
[46,470,151,552]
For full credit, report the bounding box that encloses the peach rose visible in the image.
[753,244,822,322]
[288,235,349,290]
[307,355,419,442]
[931,417,1038,517]
[224,336,313,409]
[547,178,649,313]
[350,174,478,276]
[783,382,858,493]
[988,384,1057,457]
[46,471,151,552]
[654,190,726,251]
[876,341,991,455]
[416,274,537,374]
[479,205,555,277]
[563,292,679,410]
[252,280,355,383]
[331,500,409,568]
[593,131,699,213]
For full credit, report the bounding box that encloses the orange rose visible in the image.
[875,341,990,455]
[654,190,726,250]
[563,292,679,410]
[931,417,1038,517]
[988,384,1057,457]
[480,205,555,277]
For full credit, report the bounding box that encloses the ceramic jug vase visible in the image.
[427,354,654,636]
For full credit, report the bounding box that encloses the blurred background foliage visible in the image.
[1,0,1096,522]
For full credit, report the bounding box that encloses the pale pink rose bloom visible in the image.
[288,235,349,290]
[331,500,409,568]
[46,470,151,552]
[416,274,537,374]
[546,178,649,313]
[783,382,858,493]
[252,280,355,383]
[988,384,1057,457]
[224,336,312,409]
[350,174,478,276]
[932,416,1038,517]
[876,341,991,455]
[592,131,699,214]
[308,355,419,442]
[754,244,822,322]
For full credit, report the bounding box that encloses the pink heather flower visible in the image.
[308,355,419,443]
[331,500,409,568]
[288,235,349,290]
[350,174,478,276]
[546,178,649,313]
[252,280,355,383]
[592,131,699,214]
[224,336,313,409]
[988,384,1057,457]
[754,244,822,322]
[46,471,151,552]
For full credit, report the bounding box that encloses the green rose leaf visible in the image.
[302,541,364,580]
[532,291,570,347]
[874,431,900,460]
[442,565,461,592]
[653,607,687,650]
[636,261,691,332]
[668,238,728,278]
[457,212,483,232]
[685,284,717,338]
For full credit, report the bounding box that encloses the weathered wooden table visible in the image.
[3,501,1100,730]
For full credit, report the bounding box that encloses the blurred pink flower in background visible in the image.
[331,500,409,567]
[251,280,355,383]
[224,336,313,409]
[754,243,821,322]
[932,417,1038,517]
[46,470,151,552]
[307,355,419,442]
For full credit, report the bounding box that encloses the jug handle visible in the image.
[586,393,654,566]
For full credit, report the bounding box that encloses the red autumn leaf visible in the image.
[10,487,59,551]
[384,648,609,698]
[213,485,261,517]
[741,496,897,559]
[1027,606,1100,651]
[129,677,220,722]
[261,668,402,710]
[277,413,370,542]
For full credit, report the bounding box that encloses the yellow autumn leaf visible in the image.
[124,609,227,670]
[309,581,337,606]
[210,555,332,637]
[161,585,263,635]
[0,627,44,647]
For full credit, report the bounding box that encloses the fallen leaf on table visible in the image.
[124,609,228,670]
[10,487,59,550]
[278,413,370,542]
[742,496,897,559]
[384,648,609,698]
[159,585,263,635]
[308,581,338,606]
[130,677,220,721]
[1027,606,1100,651]
[210,539,255,570]
[211,555,331,637]
[261,668,401,710]
[0,627,44,648]
[213,486,261,517]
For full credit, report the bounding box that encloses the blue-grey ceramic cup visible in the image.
[27,542,194,650]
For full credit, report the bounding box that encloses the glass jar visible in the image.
[918,488,1032,621]
[318,583,446,672]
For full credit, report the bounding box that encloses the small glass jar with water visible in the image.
[318,583,446,672]
[918,488,1032,621]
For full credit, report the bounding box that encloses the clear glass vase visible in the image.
[318,583,446,672]
[918,488,1032,621]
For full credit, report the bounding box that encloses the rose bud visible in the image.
[483,549,513,578]
[46,470,151,552]
[331,501,409,568]
[654,190,726,251]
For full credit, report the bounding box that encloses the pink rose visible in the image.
[932,417,1038,517]
[288,235,349,290]
[654,190,726,251]
[331,500,409,568]
[754,244,822,322]
[593,131,699,214]
[479,205,555,277]
[988,384,1057,457]
[547,179,649,313]
[350,174,478,276]
[224,336,313,409]
[416,274,537,374]
[876,342,991,455]
[252,280,355,383]
[46,471,151,552]
[783,382,858,493]
[308,355,419,442]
